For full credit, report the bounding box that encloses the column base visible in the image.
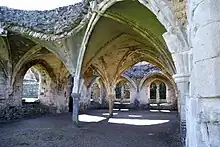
[72,93,80,125]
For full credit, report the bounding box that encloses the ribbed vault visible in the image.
[82,0,176,87]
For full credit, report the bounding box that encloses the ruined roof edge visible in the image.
[0,0,93,41]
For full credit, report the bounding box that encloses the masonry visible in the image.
[0,0,220,146]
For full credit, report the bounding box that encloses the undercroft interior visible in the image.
[1,0,220,146]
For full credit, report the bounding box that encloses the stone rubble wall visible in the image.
[0,2,89,35]
[0,104,50,123]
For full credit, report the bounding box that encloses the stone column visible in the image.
[72,92,80,125]
[173,74,189,146]
[156,83,160,103]
[108,93,114,116]
[71,76,81,126]
[107,85,115,117]
[121,84,124,102]
[166,87,170,103]
[188,1,220,146]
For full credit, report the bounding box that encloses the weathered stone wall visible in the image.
[0,1,90,40]
[0,67,8,102]
[187,0,220,146]
[0,50,71,122]
[0,104,50,122]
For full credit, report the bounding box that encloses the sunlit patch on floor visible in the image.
[128,115,142,118]
[79,114,106,122]
[114,102,121,104]
[148,133,154,136]
[150,110,159,112]
[160,110,171,113]
[120,109,129,112]
[108,118,169,126]
[113,109,119,111]
[102,113,118,116]
[22,98,39,103]
[122,102,130,105]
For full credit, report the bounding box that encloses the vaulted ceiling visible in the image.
[82,0,175,85]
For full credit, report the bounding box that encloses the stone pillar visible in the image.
[188,1,220,146]
[108,93,114,116]
[72,92,79,125]
[71,76,81,126]
[166,87,170,103]
[156,83,160,103]
[121,84,124,102]
[173,74,189,146]
[107,85,115,117]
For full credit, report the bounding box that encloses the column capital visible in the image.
[71,93,81,99]
[173,73,190,83]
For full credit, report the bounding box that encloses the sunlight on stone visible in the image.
[114,102,121,104]
[159,103,171,106]
[150,104,158,106]
[108,118,169,126]
[79,114,106,122]
[123,102,130,105]
[102,113,118,116]
[128,115,143,118]
[150,110,159,112]
[22,98,39,103]
[160,110,171,113]
[113,109,119,111]
[120,109,129,112]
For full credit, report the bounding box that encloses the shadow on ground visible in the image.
[0,109,181,147]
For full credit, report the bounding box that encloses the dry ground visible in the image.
[0,109,181,147]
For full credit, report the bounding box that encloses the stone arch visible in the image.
[88,76,102,89]
[11,45,43,86]
[11,59,56,106]
[114,79,131,102]
[73,0,189,95]
[89,76,107,103]
[139,72,174,91]
[139,72,177,105]
[119,74,137,91]
[11,56,70,113]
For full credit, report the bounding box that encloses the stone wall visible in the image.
[0,68,7,102]
[0,104,50,123]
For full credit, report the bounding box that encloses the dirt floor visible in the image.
[0,109,181,147]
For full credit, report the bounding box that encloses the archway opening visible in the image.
[22,67,40,103]
[150,82,157,100]
[13,55,70,114]
[159,82,166,100]
[115,81,130,103]
[91,83,101,104]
